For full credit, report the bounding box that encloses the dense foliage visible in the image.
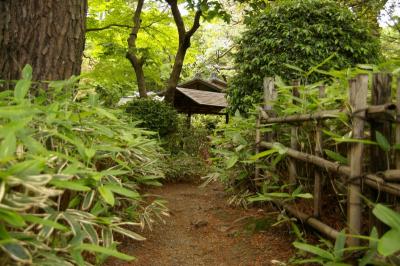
[125,98,178,137]
[229,0,382,113]
[0,66,166,265]
[163,117,211,182]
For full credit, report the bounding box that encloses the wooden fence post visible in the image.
[264,77,276,141]
[370,73,392,172]
[288,80,300,187]
[396,77,400,169]
[314,85,325,217]
[348,74,368,247]
[369,73,392,233]
[255,114,261,180]
[255,77,276,179]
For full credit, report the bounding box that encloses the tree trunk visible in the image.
[164,0,202,104]
[165,44,187,103]
[127,0,147,98]
[0,0,88,83]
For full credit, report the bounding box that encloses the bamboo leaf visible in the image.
[324,150,348,164]
[22,214,68,231]
[293,241,334,260]
[98,186,115,206]
[333,230,346,260]
[50,179,91,192]
[0,133,16,159]
[112,226,146,241]
[333,137,376,145]
[377,229,400,256]
[250,149,277,160]
[372,204,400,230]
[1,242,32,264]
[105,184,140,199]
[225,154,239,169]
[375,131,390,152]
[76,243,135,261]
[82,190,96,211]
[0,209,25,227]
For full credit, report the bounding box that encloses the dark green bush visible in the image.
[229,0,381,113]
[125,98,178,137]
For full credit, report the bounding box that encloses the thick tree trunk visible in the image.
[0,0,87,83]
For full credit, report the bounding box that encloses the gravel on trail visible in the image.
[105,182,295,266]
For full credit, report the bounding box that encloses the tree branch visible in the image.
[186,9,202,38]
[166,0,186,38]
[86,23,132,32]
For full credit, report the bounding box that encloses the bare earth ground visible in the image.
[106,182,295,266]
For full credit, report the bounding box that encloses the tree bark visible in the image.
[127,0,147,98]
[164,0,203,104]
[0,0,87,84]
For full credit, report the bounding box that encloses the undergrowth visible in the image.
[0,65,167,265]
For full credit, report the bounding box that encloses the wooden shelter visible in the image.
[173,77,229,125]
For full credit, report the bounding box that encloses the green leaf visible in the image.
[105,184,140,199]
[82,190,96,211]
[333,137,376,145]
[283,63,305,73]
[324,150,348,164]
[375,131,390,152]
[333,230,346,260]
[293,241,334,260]
[1,242,32,263]
[21,64,33,80]
[377,229,400,256]
[0,133,16,159]
[98,186,115,206]
[113,226,146,241]
[225,154,239,169]
[14,80,31,101]
[295,193,313,199]
[0,209,25,227]
[50,179,91,192]
[76,244,135,261]
[22,214,68,231]
[250,149,277,160]
[372,204,400,230]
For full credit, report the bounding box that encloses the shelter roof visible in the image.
[176,87,227,108]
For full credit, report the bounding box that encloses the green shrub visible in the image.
[0,65,166,265]
[164,153,209,182]
[229,0,381,113]
[125,98,178,137]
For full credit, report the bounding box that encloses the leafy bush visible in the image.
[0,66,166,265]
[204,113,257,198]
[125,98,178,137]
[292,204,400,265]
[229,0,381,113]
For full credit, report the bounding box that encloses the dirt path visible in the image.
[106,183,295,266]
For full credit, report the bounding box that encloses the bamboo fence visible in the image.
[254,73,400,246]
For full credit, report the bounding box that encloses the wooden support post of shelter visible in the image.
[288,80,300,187]
[313,85,325,218]
[347,75,368,247]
